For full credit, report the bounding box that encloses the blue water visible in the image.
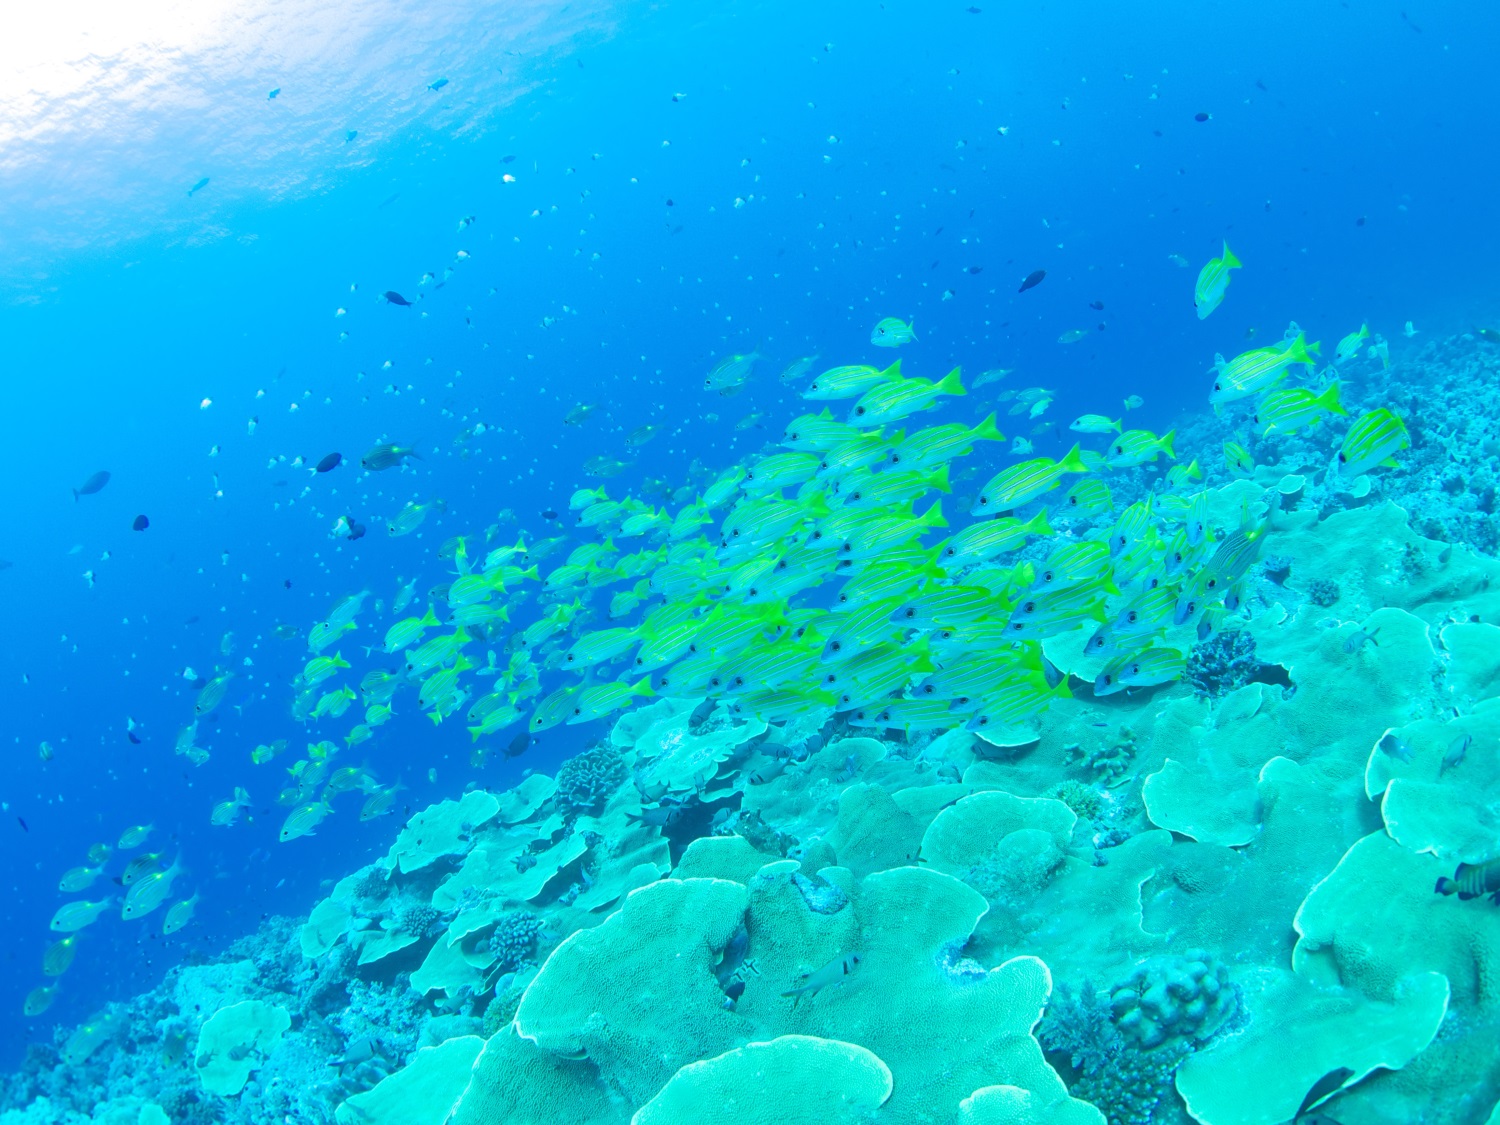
[1,0,1495,1065]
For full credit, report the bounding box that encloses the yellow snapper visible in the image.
[1337,408,1409,477]
[58,864,105,893]
[279,800,332,843]
[870,316,917,347]
[122,854,185,921]
[162,893,201,936]
[50,898,115,933]
[117,824,153,850]
[43,935,78,977]
[210,787,252,827]
[1194,241,1242,319]
[974,445,1090,513]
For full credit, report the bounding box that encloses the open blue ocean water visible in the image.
[2,1,1499,1121]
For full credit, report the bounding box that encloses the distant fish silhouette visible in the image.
[188,177,210,197]
[316,452,343,473]
[1018,269,1046,293]
[427,77,449,91]
[73,471,111,501]
[384,291,412,307]
[132,515,149,531]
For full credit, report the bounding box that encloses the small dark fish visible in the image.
[966,4,981,11]
[346,521,366,542]
[127,731,142,745]
[1439,733,1471,777]
[723,980,745,1002]
[384,291,412,307]
[1194,111,1211,122]
[1298,1116,1345,1125]
[1355,216,1366,227]
[1343,626,1380,654]
[1478,328,1500,345]
[1377,732,1413,764]
[132,515,150,531]
[427,77,449,91]
[1018,269,1046,293]
[503,732,530,759]
[1295,1065,1354,1119]
[1256,79,1268,92]
[344,130,358,143]
[541,508,558,521]
[187,177,210,196]
[316,452,343,473]
[501,154,516,164]
[625,804,688,827]
[268,87,281,99]
[1435,857,1500,902]
[966,265,983,275]
[17,816,27,832]
[1400,11,1422,32]
[73,471,111,501]
[1089,300,1105,310]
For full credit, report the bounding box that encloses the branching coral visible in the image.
[487,911,544,974]
[1184,630,1265,698]
[554,743,627,815]
[1041,957,1239,1125]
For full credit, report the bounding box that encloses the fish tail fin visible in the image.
[878,359,902,381]
[1057,443,1090,474]
[971,413,1004,443]
[631,676,655,698]
[1222,241,1241,268]
[928,464,952,494]
[1027,508,1054,536]
[1319,380,1348,416]
[937,366,966,396]
[624,811,642,826]
[1435,876,1454,895]
[920,501,947,530]
[1111,418,1124,432]
[1158,430,1178,460]
[1285,335,1317,367]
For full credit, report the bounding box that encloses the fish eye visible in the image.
[1023,601,1036,613]
[1100,674,1113,686]
[1127,611,1139,623]
[1042,569,1055,582]
[978,497,989,507]
[855,407,866,415]
[1338,452,1348,463]
[748,587,759,596]
[829,640,841,652]
[902,608,916,618]
[1214,383,1222,391]
[891,453,902,464]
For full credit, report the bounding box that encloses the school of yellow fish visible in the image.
[31,250,1414,1017]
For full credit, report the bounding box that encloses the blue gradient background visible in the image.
[1,0,1494,1065]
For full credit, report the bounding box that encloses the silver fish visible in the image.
[782,951,862,1006]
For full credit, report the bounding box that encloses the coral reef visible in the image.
[8,331,1500,1125]
[486,911,543,973]
[1306,576,1340,607]
[1183,629,1266,698]
[554,742,627,815]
